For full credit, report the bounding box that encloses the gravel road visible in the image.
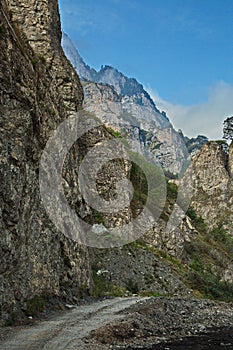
[1,297,233,350]
[0,297,147,350]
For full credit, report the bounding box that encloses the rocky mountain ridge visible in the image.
[62,33,190,174]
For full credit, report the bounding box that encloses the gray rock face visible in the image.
[0,0,91,322]
[182,141,233,234]
[7,0,83,111]
[182,133,209,157]
[62,34,189,174]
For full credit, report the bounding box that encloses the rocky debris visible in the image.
[90,246,190,296]
[90,297,233,349]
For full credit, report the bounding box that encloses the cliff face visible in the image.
[6,0,83,111]
[0,0,91,322]
[182,142,233,234]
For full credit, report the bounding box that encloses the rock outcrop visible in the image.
[6,0,83,111]
[182,133,209,156]
[182,141,233,234]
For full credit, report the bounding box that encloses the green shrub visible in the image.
[205,227,233,257]
[25,295,45,316]
[0,23,6,36]
[106,126,122,138]
[167,182,178,200]
[92,210,104,224]
[186,207,207,233]
[4,312,17,327]
[187,270,233,302]
[186,207,197,220]
[92,270,125,297]
[125,278,139,294]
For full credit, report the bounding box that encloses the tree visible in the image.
[223,116,233,141]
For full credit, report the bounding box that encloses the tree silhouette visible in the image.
[223,116,233,141]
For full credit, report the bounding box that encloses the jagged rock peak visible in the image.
[183,134,209,156]
[62,32,160,112]
[62,32,97,82]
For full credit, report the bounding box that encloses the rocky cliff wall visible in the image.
[182,142,233,234]
[0,0,91,323]
[6,0,83,111]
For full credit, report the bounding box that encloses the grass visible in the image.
[105,126,122,138]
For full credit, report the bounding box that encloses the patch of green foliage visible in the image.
[92,210,104,225]
[186,207,207,233]
[205,227,233,257]
[106,126,122,138]
[0,23,6,36]
[129,151,166,218]
[184,230,233,302]
[25,295,45,316]
[187,268,233,302]
[139,290,164,297]
[91,270,126,297]
[166,182,178,200]
[4,312,18,327]
[125,278,139,294]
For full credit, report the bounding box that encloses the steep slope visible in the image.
[62,33,188,174]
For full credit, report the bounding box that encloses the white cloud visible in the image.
[148,81,233,140]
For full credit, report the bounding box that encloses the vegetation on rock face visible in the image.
[0,22,6,36]
[223,116,233,141]
[105,126,122,138]
[183,216,233,302]
[91,269,126,297]
[186,207,207,233]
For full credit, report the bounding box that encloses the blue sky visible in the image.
[59,0,233,139]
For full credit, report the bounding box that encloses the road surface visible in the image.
[0,297,147,350]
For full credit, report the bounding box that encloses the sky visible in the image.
[59,0,233,139]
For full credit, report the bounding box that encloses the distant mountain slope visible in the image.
[62,33,208,173]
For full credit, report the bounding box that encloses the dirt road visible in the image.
[0,297,147,350]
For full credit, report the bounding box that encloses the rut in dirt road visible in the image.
[0,297,148,350]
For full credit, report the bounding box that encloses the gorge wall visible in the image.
[0,0,92,323]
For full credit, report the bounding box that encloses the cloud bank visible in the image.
[148,81,233,140]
